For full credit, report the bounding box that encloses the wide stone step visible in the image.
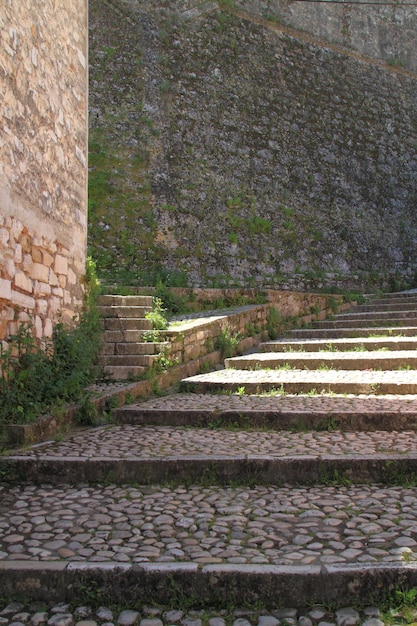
[260,336,417,352]
[290,326,417,338]
[181,368,417,394]
[349,302,417,313]
[370,292,417,303]
[312,317,417,329]
[98,295,153,307]
[101,318,153,331]
[334,310,417,321]
[98,305,152,318]
[2,477,417,605]
[114,392,417,431]
[224,350,417,371]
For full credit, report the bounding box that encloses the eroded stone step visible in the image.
[181,368,417,394]
[260,337,417,352]
[224,350,417,371]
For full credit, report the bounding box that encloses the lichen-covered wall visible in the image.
[0,0,88,341]
[89,1,417,292]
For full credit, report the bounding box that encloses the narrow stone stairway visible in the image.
[2,291,417,611]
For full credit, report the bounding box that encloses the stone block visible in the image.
[11,290,35,310]
[31,262,49,283]
[0,278,12,300]
[14,270,33,293]
[54,254,68,274]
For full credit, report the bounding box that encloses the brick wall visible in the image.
[0,0,88,342]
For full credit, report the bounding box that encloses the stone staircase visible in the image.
[98,294,168,380]
[2,291,417,609]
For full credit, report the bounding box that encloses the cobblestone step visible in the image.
[113,392,417,430]
[180,368,417,395]
[260,337,417,352]
[289,326,417,338]
[3,290,417,609]
[1,480,417,606]
[334,310,417,321]
[224,350,417,371]
[311,317,417,329]
[349,301,417,313]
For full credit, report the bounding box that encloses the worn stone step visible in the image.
[101,318,153,331]
[103,329,155,343]
[101,341,167,356]
[102,342,169,356]
[260,336,417,352]
[180,368,417,394]
[289,326,417,339]
[224,350,417,371]
[98,305,152,318]
[103,364,145,380]
[98,295,153,307]
[100,354,155,367]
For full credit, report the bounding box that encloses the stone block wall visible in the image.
[0,0,88,342]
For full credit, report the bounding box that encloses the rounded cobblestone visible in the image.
[1,483,417,566]
[0,605,404,626]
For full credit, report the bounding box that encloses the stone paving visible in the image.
[3,293,417,612]
[115,392,417,413]
[1,481,417,566]
[10,425,417,459]
[0,600,392,626]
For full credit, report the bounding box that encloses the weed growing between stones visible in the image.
[214,328,242,358]
[0,258,102,430]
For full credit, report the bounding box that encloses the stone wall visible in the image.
[236,0,417,73]
[89,1,417,292]
[0,0,88,342]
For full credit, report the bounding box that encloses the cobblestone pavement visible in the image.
[12,425,417,459]
[0,600,395,626]
[1,482,417,566]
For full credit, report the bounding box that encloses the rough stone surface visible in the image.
[89,0,417,291]
[0,0,88,341]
